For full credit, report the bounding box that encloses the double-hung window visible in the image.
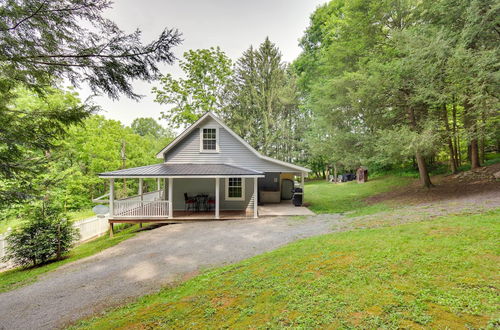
[200,128,218,152]
[225,178,244,200]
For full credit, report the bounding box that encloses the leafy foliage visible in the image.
[4,202,79,267]
[153,47,233,127]
[294,0,499,186]
[0,0,181,99]
[0,87,89,207]
[0,0,181,206]
[131,117,173,139]
[50,115,171,209]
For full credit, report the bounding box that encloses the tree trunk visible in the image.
[333,164,338,183]
[480,137,485,165]
[416,152,433,188]
[407,107,433,187]
[471,138,480,169]
[463,101,480,169]
[56,222,61,260]
[452,101,460,168]
[480,112,486,164]
[442,104,457,173]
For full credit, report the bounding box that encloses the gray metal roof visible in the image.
[99,163,264,177]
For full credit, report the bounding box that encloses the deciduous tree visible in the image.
[153,47,232,127]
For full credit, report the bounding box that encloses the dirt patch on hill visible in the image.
[365,163,500,207]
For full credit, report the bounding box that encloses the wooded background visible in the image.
[0,0,498,220]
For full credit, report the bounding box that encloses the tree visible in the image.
[227,38,307,162]
[153,47,233,127]
[51,115,172,209]
[0,0,181,99]
[3,201,79,267]
[0,0,181,206]
[295,0,499,185]
[0,87,87,206]
[131,117,172,139]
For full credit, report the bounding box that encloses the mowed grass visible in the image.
[0,224,139,293]
[305,175,412,216]
[74,210,500,329]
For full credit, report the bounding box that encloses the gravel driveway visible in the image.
[0,215,342,330]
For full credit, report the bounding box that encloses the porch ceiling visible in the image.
[99,163,264,178]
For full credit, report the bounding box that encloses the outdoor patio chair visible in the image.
[184,193,197,211]
[207,197,216,211]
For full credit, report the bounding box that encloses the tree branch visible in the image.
[1,0,47,32]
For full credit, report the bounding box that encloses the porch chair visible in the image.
[207,197,216,211]
[184,193,197,212]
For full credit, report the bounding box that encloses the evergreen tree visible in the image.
[0,0,181,205]
[228,38,307,163]
[295,0,499,186]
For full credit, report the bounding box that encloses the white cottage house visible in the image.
[98,112,310,230]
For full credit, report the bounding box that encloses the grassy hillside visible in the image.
[304,175,413,216]
[74,210,500,329]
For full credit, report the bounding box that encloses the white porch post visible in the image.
[163,178,167,200]
[138,178,144,201]
[215,177,220,219]
[109,178,115,237]
[253,177,258,218]
[157,178,161,191]
[168,177,173,218]
[301,172,305,199]
[109,178,114,216]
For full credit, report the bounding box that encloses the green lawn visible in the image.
[0,208,95,234]
[305,175,413,216]
[0,224,140,293]
[73,210,500,329]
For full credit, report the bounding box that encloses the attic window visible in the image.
[201,128,218,152]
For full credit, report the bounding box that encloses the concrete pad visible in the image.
[258,200,315,216]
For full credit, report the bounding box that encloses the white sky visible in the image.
[79,0,326,127]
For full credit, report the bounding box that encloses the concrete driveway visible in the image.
[0,215,341,329]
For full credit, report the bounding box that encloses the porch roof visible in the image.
[99,163,264,178]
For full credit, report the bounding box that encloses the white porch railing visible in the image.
[118,190,163,202]
[113,200,169,218]
[112,190,169,218]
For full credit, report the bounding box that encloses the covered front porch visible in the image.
[97,164,266,227]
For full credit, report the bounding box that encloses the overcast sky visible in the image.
[79,0,326,127]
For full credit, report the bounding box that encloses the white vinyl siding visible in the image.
[165,117,301,173]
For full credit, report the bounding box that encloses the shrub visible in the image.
[3,203,80,267]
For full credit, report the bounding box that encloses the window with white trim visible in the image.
[201,128,218,152]
[225,177,244,200]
